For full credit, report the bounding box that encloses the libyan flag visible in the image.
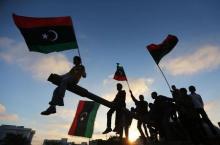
[68,101,100,138]
[146,34,178,64]
[113,63,127,81]
[13,14,78,53]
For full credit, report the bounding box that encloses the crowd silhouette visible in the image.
[102,83,219,145]
[43,56,219,145]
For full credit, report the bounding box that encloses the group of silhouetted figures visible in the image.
[102,83,219,145]
[40,56,219,145]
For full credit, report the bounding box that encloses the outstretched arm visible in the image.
[129,90,138,103]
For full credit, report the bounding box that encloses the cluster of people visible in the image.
[102,83,218,145]
[40,56,218,145]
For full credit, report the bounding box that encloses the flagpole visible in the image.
[77,47,82,61]
[126,80,131,90]
[76,44,81,58]
[156,64,171,91]
[121,64,131,90]
[74,36,83,62]
[75,39,85,66]
[72,19,83,64]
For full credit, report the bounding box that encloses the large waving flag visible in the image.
[113,63,127,81]
[146,34,178,64]
[13,14,78,53]
[68,101,99,138]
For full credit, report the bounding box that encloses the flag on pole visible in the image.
[68,101,99,138]
[113,63,127,81]
[13,14,78,53]
[146,34,178,64]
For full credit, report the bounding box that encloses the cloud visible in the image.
[0,114,19,121]
[161,45,220,75]
[0,104,6,113]
[204,99,220,126]
[129,78,154,96]
[53,107,76,121]
[0,103,19,121]
[102,77,154,102]
[103,74,114,85]
[26,55,71,80]
[0,37,72,80]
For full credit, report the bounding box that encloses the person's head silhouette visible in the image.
[151,92,157,99]
[117,83,123,91]
[73,56,81,65]
[189,85,196,93]
[171,85,177,90]
[139,95,144,101]
[180,88,187,96]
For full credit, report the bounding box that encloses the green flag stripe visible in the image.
[28,42,78,53]
[85,103,100,138]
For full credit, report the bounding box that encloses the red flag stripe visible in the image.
[113,76,127,81]
[162,35,178,44]
[13,14,73,28]
[147,44,161,51]
[68,101,85,135]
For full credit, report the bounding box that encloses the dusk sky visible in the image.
[1,0,220,145]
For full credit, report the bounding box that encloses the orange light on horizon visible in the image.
[128,122,140,143]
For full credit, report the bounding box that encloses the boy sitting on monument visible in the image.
[41,56,86,115]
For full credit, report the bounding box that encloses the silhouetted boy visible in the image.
[103,83,126,134]
[129,90,149,140]
[115,107,132,141]
[41,56,86,115]
[178,88,204,145]
[170,85,180,121]
[189,85,217,135]
[150,91,174,141]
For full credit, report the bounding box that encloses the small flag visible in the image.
[68,101,99,138]
[13,14,78,53]
[113,63,127,81]
[147,34,178,64]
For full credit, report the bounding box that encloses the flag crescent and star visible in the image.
[79,112,88,121]
[42,30,59,42]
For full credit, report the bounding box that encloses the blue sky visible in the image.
[1,0,220,144]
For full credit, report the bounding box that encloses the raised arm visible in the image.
[129,90,138,104]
